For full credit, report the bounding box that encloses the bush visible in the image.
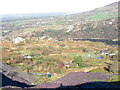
[73,55,85,68]
[42,49,52,55]
[83,48,89,52]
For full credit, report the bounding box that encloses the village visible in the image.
[1,37,119,72]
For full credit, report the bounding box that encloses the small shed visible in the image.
[101,50,109,55]
[64,62,71,68]
[109,52,116,56]
[24,55,32,59]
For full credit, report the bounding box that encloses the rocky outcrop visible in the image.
[34,72,120,88]
[0,61,36,88]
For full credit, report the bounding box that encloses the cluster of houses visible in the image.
[19,48,117,69]
[63,49,117,68]
[101,49,116,56]
[86,49,117,59]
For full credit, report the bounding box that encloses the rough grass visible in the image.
[15,20,31,26]
[90,12,117,20]
[89,68,109,73]
[2,40,117,78]
[49,21,67,25]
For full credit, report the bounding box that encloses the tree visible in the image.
[73,56,85,68]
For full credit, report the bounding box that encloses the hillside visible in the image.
[1,2,119,41]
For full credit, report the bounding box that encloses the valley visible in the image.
[0,1,120,89]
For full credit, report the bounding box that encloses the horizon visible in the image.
[0,0,119,15]
[0,11,82,16]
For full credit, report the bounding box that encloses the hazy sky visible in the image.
[0,0,119,15]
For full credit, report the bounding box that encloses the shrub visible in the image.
[16,43,25,46]
[83,48,88,52]
[42,49,52,55]
[73,55,85,68]
[60,44,65,47]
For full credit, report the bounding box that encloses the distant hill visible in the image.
[66,2,118,21]
[1,1,119,41]
[0,12,67,22]
[57,1,119,39]
[41,1,118,39]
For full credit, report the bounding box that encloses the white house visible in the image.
[24,55,32,59]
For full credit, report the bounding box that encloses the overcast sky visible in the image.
[0,0,119,15]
